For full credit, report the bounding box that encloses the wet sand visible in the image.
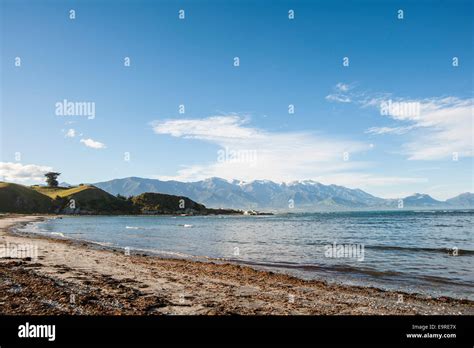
[0,214,472,315]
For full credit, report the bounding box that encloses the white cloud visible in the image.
[326,83,473,161]
[80,138,106,149]
[151,116,261,142]
[152,115,379,182]
[325,82,354,103]
[325,94,352,103]
[0,162,53,182]
[372,97,473,160]
[65,128,76,138]
[366,126,416,135]
[336,82,351,92]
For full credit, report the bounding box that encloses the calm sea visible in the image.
[20,210,474,300]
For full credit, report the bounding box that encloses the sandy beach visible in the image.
[0,214,472,315]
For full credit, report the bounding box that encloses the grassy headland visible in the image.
[0,182,242,215]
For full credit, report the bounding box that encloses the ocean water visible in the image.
[20,210,474,300]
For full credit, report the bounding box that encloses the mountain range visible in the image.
[93,177,474,211]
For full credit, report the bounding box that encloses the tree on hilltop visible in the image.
[45,172,61,187]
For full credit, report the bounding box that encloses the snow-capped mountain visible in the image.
[93,177,473,211]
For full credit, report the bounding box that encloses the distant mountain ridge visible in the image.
[94,177,474,211]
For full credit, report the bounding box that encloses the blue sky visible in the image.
[1,0,472,199]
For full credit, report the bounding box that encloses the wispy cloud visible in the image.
[0,162,53,182]
[371,97,473,160]
[327,83,473,160]
[399,97,473,160]
[152,116,261,142]
[325,82,355,103]
[64,128,76,138]
[80,138,106,149]
[152,115,379,182]
[366,125,416,135]
[335,82,351,92]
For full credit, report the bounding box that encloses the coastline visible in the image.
[0,214,472,315]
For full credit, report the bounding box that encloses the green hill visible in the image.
[30,185,78,198]
[0,182,241,215]
[132,192,207,214]
[0,182,53,213]
[32,184,136,214]
[131,192,242,215]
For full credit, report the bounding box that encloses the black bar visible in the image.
[0,315,472,346]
